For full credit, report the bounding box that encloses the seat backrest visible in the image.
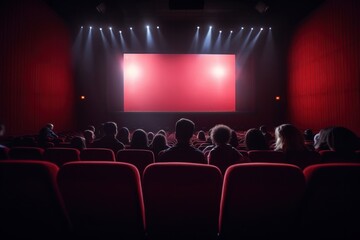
[248,150,285,163]
[80,148,115,161]
[302,163,360,239]
[44,147,80,167]
[319,150,358,163]
[9,147,44,160]
[220,163,305,239]
[284,150,321,169]
[0,160,70,239]
[143,162,222,239]
[117,149,154,178]
[57,161,145,239]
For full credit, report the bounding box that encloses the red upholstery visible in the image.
[0,160,70,239]
[44,147,80,167]
[248,150,286,163]
[117,149,154,178]
[319,150,358,163]
[143,162,222,239]
[9,147,44,160]
[80,148,115,161]
[284,150,321,169]
[219,163,306,239]
[302,163,360,239]
[57,161,145,239]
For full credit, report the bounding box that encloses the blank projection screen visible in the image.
[123,54,236,112]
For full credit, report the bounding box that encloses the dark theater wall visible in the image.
[288,0,360,135]
[0,1,75,136]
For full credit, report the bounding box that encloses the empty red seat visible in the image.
[219,163,305,239]
[117,149,154,178]
[57,161,145,239]
[80,148,115,161]
[9,146,44,160]
[44,147,80,167]
[0,160,70,239]
[302,163,360,239]
[143,162,222,239]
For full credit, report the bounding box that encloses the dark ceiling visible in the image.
[44,0,325,29]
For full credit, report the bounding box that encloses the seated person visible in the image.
[91,121,125,154]
[208,124,247,175]
[245,128,269,150]
[70,136,86,151]
[157,118,206,164]
[83,129,95,147]
[117,127,131,145]
[150,134,170,161]
[129,129,150,150]
[38,123,59,147]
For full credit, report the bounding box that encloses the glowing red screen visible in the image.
[123,54,236,112]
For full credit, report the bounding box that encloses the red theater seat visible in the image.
[143,162,222,240]
[57,161,145,239]
[9,146,44,160]
[302,163,360,240]
[116,149,154,178]
[319,150,358,163]
[44,147,80,167]
[80,148,115,161]
[0,160,70,239]
[219,163,305,239]
[248,150,286,163]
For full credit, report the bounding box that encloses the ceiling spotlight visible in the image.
[89,26,92,29]
[119,30,122,34]
[109,27,112,30]
[269,27,272,30]
[130,27,133,30]
[197,26,200,29]
[260,28,263,31]
[230,30,233,33]
[146,25,150,29]
[100,27,102,31]
[219,30,222,33]
[209,26,212,29]
[241,27,244,30]
[81,26,83,29]
[251,27,253,30]
[157,26,159,29]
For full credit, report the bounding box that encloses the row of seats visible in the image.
[1,161,359,239]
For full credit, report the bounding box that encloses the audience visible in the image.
[314,127,333,151]
[130,129,149,150]
[91,121,125,154]
[117,126,131,145]
[229,130,239,148]
[38,123,59,147]
[208,124,247,174]
[70,136,86,151]
[157,118,206,164]
[260,125,273,145]
[150,134,170,160]
[244,128,269,150]
[196,130,207,142]
[83,129,95,147]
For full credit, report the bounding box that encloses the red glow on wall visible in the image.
[123,54,236,112]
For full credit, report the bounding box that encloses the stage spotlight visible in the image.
[109,27,112,30]
[197,26,200,29]
[89,26,92,29]
[119,30,122,34]
[260,28,263,31]
[100,27,102,31]
[157,26,160,29]
[230,30,233,33]
[146,25,150,29]
[219,30,222,33]
[209,26,212,29]
[269,27,272,30]
[130,27,133,30]
[241,27,244,30]
[81,26,83,29]
[251,27,253,30]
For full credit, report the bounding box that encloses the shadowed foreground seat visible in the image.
[57,161,145,239]
[219,163,305,240]
[0,160,70,239]
[80,148,115,161]
[143,162,222,240]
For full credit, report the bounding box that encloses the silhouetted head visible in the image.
[245,128,268,150]
[83,130,95,144]
[157,129,167,137]
[304,129,314,141]
[175,118,195,143]
[259,125,268,133]
[117,127,130,144]
[314,127,333,151]
[71,136,86,150]
[229,130,239,148]
[131,129,148,149]
[46,123,54,130]
[197,130,206,141]
[211,124,232,146]
[327,126,359,153]
[103,122,118,137]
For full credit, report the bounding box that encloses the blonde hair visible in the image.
[275,124,306,152]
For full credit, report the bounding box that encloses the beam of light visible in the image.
[84,25,94,69]
[223,30,233,52]
[109,26,119,50]
[155,25,167,51]
[119,31,128,52]
[213,30,222,52]
[238,28,253,54]
[72,26,84,65]
[238,28,263,66]
[201,26,213,53]
[129,27,141,50]
[190,26,200,52]
[146,25,155,51]
[100,26,110,52]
